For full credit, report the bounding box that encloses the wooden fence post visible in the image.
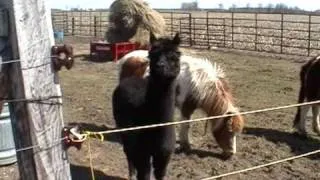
[1,0,71,179]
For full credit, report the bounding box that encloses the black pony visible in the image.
[293,55,320,136]
[112,32,181,180]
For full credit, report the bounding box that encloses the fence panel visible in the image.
[51,10,320,57]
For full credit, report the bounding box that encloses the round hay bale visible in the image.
[106,0,166,46]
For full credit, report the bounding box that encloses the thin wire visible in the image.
[201,149,320,180]
[83,100,320,135]
[0,59,21,64]
[0,55,58,65]
[15,136,67,153]
[0,95,63,105]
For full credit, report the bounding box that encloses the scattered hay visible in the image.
[106,0,166,45]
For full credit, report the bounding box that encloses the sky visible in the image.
[48,0,319,11]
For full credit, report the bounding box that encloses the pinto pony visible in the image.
[117,50,244,158]
[293,55,320,136]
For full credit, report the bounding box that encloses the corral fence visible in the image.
[52,10,320,56]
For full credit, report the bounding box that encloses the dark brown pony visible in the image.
[293,55,320,136]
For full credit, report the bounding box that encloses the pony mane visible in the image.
[185,56,234,115]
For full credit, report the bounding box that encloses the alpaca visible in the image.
[112,32,181,180]
[117,50,244,158]
[293,55,320,136]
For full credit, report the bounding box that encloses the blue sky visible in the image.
[48,0,319,11]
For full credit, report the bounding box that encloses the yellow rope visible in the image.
[84,131,104,180]
[87,137,95,180]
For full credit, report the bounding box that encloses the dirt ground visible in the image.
[0,36,319,180]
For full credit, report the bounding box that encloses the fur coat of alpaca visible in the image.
[112,33,181,180]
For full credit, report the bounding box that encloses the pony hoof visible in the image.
[175,143,191,154]
[312,126,320,135]
[128,176,137,180]
[221,151,234,160]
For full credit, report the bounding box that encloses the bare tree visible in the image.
[218,3,224,9]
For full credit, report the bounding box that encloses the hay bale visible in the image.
[106,0,166,45]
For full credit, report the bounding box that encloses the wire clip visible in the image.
[62,126,85,150]
[51,44,74,71]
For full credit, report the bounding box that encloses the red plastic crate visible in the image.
[90,40,112,62]
[111,42,138,62]
[90,40,150,62]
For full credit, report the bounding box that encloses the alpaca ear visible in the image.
[172,32,180,46]
[150,32,157,44]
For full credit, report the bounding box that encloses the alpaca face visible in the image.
[148,33,181,80]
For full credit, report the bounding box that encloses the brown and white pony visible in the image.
[117,50,244,157]
[293,55,320,136]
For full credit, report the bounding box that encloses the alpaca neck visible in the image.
[145,76,177,123]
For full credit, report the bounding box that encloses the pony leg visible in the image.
[179,121,191,151]
[134,154,151,180]
[152,151,172,180]
[297,105,310,135]
[128,160,137,180]
[178,99,197,152]
[312,105,320,135]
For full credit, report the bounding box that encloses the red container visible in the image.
[111,42,138,62]
[90,40,150,62]
[90,40,112,62]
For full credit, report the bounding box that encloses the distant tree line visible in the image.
[180,2,319,13]
[181,1,198,10]
[227,3,308,13]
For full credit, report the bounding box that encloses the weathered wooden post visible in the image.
[0,0,71,179]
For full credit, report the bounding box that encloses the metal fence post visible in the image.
[189,14,192,47]
[231,12,234,48]
[280,13,284,54]
[71,17,75,36]
[308,14,311,56]
[255,13,258,51]
[223,18,226,47]
[94,16,97,37]
[171,12,173,37]
[206,11,209,48]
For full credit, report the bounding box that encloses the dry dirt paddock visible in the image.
[1,36,320,180]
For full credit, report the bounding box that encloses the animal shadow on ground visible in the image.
[67,122,121,144]
[70,164,126,180]
[175,140,231,160]
[245,127,320,160]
